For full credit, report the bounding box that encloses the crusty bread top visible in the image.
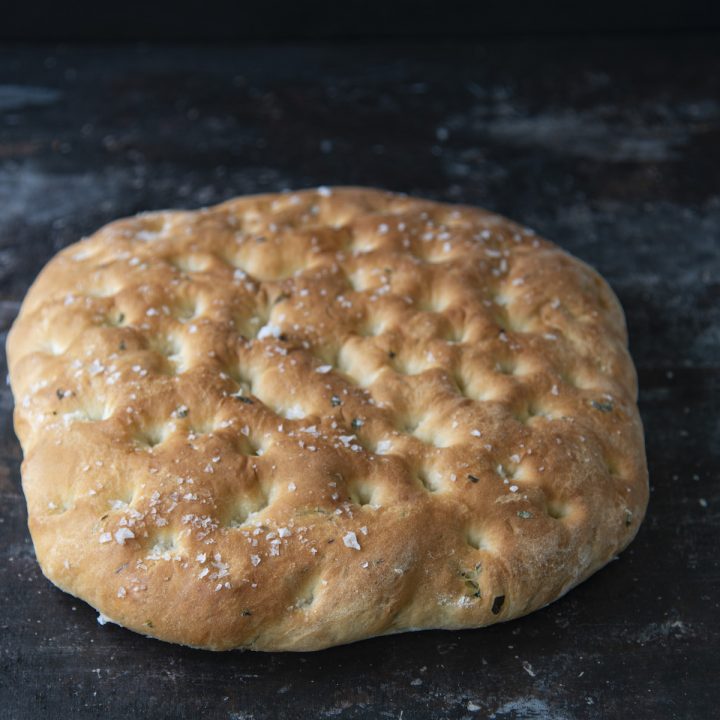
[7,187,648,651]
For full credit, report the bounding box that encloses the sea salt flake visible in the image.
[284,404,305,420]
[343,531,361,550]
[114,528,135,545]
[375,439,392,454]
[257,324,282,340]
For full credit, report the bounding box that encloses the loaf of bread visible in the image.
[7,187,648,650]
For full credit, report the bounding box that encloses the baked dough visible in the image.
[7,187,648,650]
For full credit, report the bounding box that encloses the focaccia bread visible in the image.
[7,187,648,651]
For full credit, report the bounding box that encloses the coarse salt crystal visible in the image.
[375,439,392,455]
[284,405,305,420]
[257,324,282,340]
[114,528,135,545]
[343,531,361,551]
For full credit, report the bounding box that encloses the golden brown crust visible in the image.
[7,187,648,650]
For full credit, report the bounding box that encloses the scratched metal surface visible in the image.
[0,38,718,719]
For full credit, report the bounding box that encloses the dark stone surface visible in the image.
[0,38,718,719]
[5,1,720,42]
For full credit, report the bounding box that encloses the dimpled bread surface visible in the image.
[7,187,648,651]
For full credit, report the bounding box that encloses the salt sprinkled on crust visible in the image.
[113,528,135,545]
[343,531,361,551]
[257,324,282,340]
[375,439,392,455]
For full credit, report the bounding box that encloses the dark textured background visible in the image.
[4,1,720,41]
[0,38,719,719]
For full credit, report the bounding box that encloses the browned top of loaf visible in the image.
[7,187,648,651]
